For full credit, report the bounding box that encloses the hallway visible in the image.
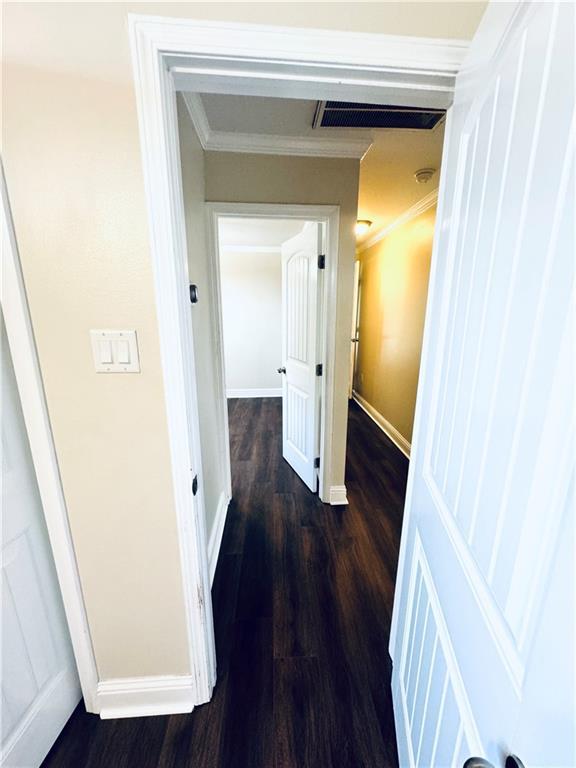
[42,398,407,768]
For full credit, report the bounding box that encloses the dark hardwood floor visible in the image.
[42,398,408,768]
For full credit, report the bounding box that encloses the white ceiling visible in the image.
[218,218,305,248]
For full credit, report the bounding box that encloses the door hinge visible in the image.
[317,254,326,270]
[192,474,198,496]
[315,363,323,376]
[189,284,199,304]
[314,456,320,469]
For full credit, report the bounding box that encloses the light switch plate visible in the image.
[90,330,140,373]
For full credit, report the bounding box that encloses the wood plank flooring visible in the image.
[42,398,407,768]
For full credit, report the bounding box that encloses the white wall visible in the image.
[220,248,282,396]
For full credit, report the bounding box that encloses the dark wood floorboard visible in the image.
[42,398,406,768]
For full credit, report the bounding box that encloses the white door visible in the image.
[280,222,323,491]
[390,2,574,767]
[1,313,81,768]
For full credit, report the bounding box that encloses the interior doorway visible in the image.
[206,205,340,504]
[218,215,323,494]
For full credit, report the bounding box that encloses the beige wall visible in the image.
[220,249,282,393]
[2,64,190,679]
[178,97,228,543]
[355,206,436,444]
[206,152,359,490]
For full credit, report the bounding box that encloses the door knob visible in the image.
[463,756,525,768]
[277,366,286,374]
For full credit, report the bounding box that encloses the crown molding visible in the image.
[357,188,439,254]
[182,91,372,160]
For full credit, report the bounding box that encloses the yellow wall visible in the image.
[355,206,436,445]
[205,152,359,491]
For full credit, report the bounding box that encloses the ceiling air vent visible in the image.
[313,101,445,130]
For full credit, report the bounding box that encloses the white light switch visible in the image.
[90,330,140,373]
[116,339,131,364]
[98,339,113,365]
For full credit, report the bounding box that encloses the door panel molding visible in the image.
[395,532,482,768]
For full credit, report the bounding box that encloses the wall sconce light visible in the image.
[355,219,372,237]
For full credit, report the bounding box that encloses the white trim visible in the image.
[220,245,282,254]
[357,189,439,254]
[207,491,230,586]
[97,675,196,720]
[181,92,211,147]
[162,19,468,110]
[129,15,216,709]
[207,202,340,505]
[0,166,99,713]
[328,486,348,506]
[226,387,282,398]
[352,390,411,458]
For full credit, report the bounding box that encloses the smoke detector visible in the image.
[414,168,436,184]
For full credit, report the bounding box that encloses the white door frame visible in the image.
[7,16,467,713]
[126,14,469,711]
[1,167,99,713]
[206,202,340,502]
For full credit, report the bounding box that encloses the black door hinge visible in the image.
[317,254,326,269]
[314,457,320,469]
[315,363,323,376]
[192,475,198,495]
[189,284,199,304]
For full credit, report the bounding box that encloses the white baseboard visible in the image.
[207,491,230,585]
[328,485,348,505]
[97,675,196,719]
[352,391,411,458]
[226,387,281,398]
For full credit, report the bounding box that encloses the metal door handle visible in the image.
[277,366,286,374]
[463,756,525,768]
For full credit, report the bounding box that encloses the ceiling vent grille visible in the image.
[313,101,445,130]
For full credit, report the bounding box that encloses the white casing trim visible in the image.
[207,491,230,585]
[328,486,349,505]
[182,92,372,159]
[352,391,411,458]
[97,676,196,719]
[226,388,282,398]
[357,189,439,254]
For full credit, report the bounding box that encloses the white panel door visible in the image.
[280,222,322,491]
[1,314,81,766]
[390,2,574,767]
